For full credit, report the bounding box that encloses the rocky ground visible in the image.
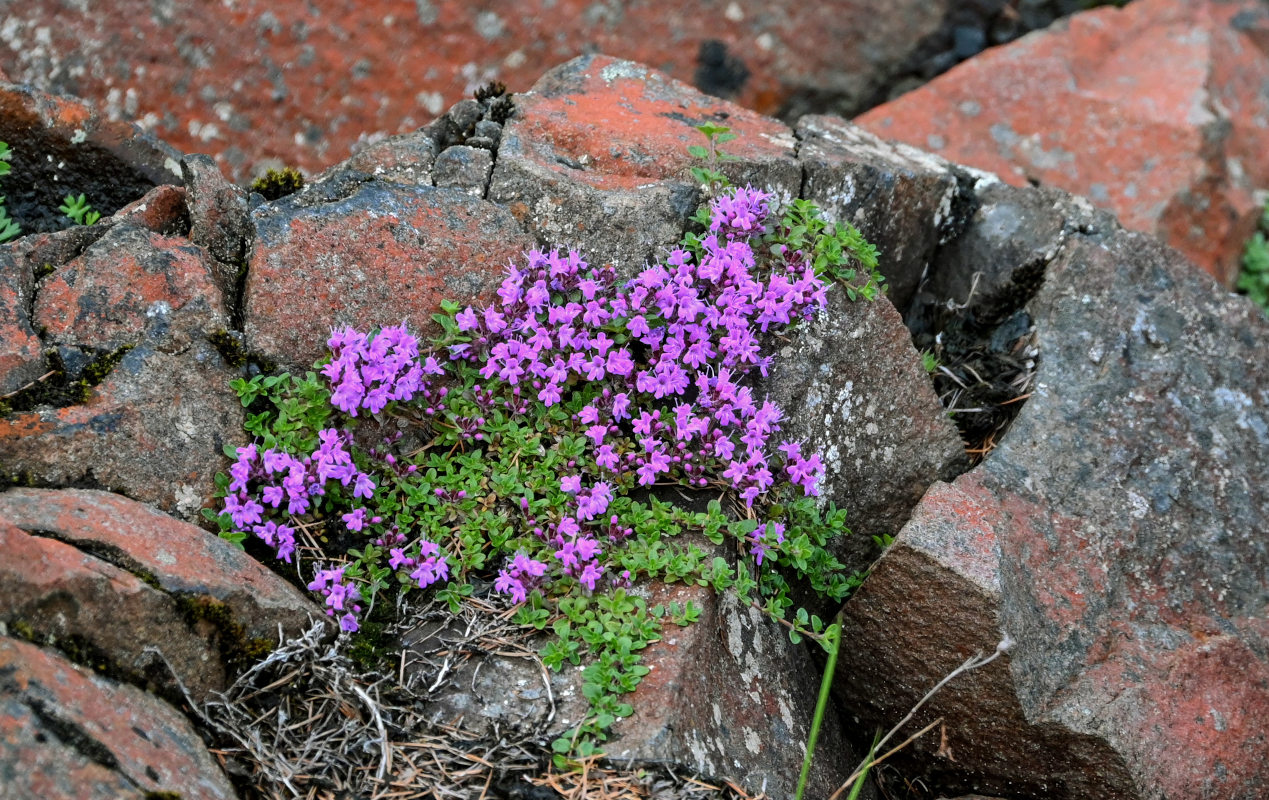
[1,3,1268,800]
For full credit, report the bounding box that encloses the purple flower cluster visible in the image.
[388,538,451,590]
[443,186,829,604]
[221,428,388,630]
[495,553,549,603]
[324,323,444,416]
[308,565,363,631]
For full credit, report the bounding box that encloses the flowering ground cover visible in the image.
[208,157,884,759]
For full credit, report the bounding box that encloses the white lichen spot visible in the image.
[744,728,761,754]
[724,2,743,21]
[756,32,775,51]
[1125,490,1149,520]
[712,702,722,725]
[174,484,202,518]
[726,607,745,660]
[70,129,87,145]
[778,696,795,731]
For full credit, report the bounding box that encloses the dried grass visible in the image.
[186,595,757,800]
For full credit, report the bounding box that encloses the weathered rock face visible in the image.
[856,0,1269,285]
[833,209,1269,798]
[760,283,968,568]
[798,115,970,313]
[0,635,238,800]
[0,488,321,702]
[243,180,535,371]
[0,0,1094,183]
[490,54,799,279]
[409,552,855,799]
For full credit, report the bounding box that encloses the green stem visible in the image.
[794,619,841,800]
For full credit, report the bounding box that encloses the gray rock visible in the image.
[329,129,439,186]
[0,336,245,519]
[0,636,238,799]
[446,98,484,137]
[759,283,968,572]
[182,153,250,297]
[833,219,1269,799]
[798,115,967,313]
[432,145,493,196]
[473,118,502,143]
[408,556,856,799]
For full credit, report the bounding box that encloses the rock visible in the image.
[608,581,853,798]
[760,283,968,571]
[432,145,493,197]
[183,153,251,296]
[34,223,228,353]
[409,555,854,799]
[0,488,320,648]
[856,0,1269,285]
[797,114,968,313]
[336,130,438,186]
[0,514,235,702]
[243,180,535,371]
[0,1,1087,182]
[488,54,799,279]
[833,223,1269,799]
[110,184,190,236]
[0,81,182,236]
[0,635,237,799]
[0,336,245,519]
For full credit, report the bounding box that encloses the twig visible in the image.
[828,635,1014,800]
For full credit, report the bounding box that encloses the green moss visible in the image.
[0,344,134,418]
[34,262,55,281]
[143,792,184,800]
[9,619,36,641]
[206,329,277,373]
[174,595,274,672]
[474,80,508,102]
[250,167,305,202]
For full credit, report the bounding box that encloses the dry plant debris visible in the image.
[188,596,760,800]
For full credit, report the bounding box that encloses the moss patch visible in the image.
[206,329,276,373]
[173,595,274,673]
[250,167,305,202]
[0,344,133,417]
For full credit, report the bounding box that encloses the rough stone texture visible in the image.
[911,181,1073,320]
[0,516,233,702]
[243,180,535,370]
[0,635,237,799]
[834,225,1269,799]
[0,488,321,647]
[0,238,46,396]
[489,54,800,279]
[0,81,182,235]
[0,336,245,519]
[410,551,854,799]
[34,223,228,353]
[760,283,968,571]
[432,145,493,197]
[856,0,1269,285]
[797,115,967,313]
[608,580,853,799]
[0,0,1087,183]
[330,129,438,187]
[183,153,251,298]
[111,183,190,236]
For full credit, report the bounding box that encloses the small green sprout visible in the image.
[0,141,19,243]
[60,193,101,226]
